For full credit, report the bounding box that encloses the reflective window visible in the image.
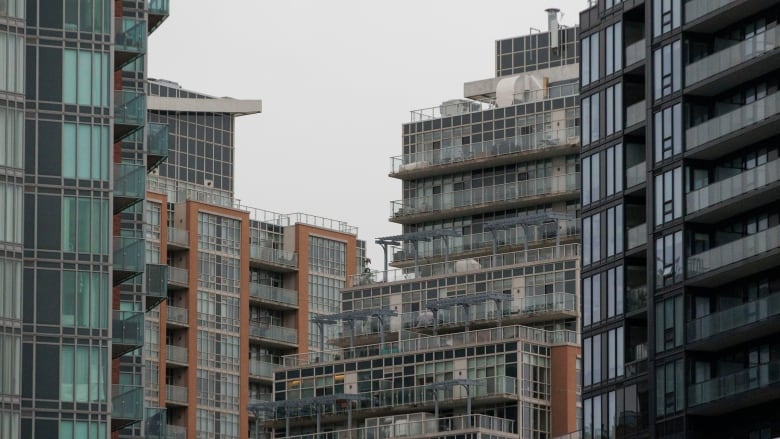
[61,123,110,180]
[0,258,21,319]
[654,167,682,226]
[606,204,624,257]
[654,103,682,162]
[605,143,623,197]
[656,359,684,417]
[64,0,110,33]
[655,230,683,288]
[653,40,682,100]
[0,107,23,169]
[62,197,109,254]
[581,33,600,87]
[0,0,24,18]
[605,23,622,75]
[653,0,681,37]
[63,49,109,107]
[0,32,24,93]
[605,84,623,136]
[61,271,109,328]
[60,346,108,402]
[0,182,22,244]
[655,295,683,352]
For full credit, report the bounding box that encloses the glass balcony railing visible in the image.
[627,223,647,249]
[114,18,146,67]
[687,292,780,343]
[249,324,298,345]
[684,0,736,25]
[391,173,579,218]
[112,310,144,356]
[114,163,146,208]
[249,244,298,269]
[145,407,167,439]
[687,225,780,278]
[167,425,187,439]
[112,385,143,422]
[145,263,168,310]
[390,126,580,174]
[166,384,188,405]
[686,93,780,151]
[626,161,646,188]
[166,345,188,365]
[625,343,649,378]
[689,360,780,408]
[115,90,146,129]
[625,285,648,313]
[686,27,779,88]
[625,39,646,66]
[625,100,646,127]
[249,360,276,380]
[249,283,298,307]
[146,123,169,170]
[167,306,188,326]
[148,0,170,15]
[113,236,146,276]
[687,159,780,214]
[168,266,189,287]
[167,228,189,248]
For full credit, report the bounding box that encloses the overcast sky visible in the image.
[148,0,587,267]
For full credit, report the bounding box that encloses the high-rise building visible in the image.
[580,1,780,437]
[257,15,582,439]
[141,80,365,438]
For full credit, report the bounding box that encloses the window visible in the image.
[606,205,624,257]
[605,143,623,196]
[0,333,20,396]
[605,84,623,136]
[62,197,109,254]
[584,334,603,385]
[608,326,625,379]
[581,33,600,87]
[654,167,682,226]
[60,420,108,439]
[62,123,110,180]
[583,213,601,266]
[605,0,623,9]
[582,153,600,205]
[606,266,624,318]
[0,258,21,320]
[655,295,683,352]
[656,359,684,417]
[605,23,623,75]
[61,271,109,328]
[63,49,109,107]
[582,94,601,146]
[654,104,682,162]
[653,0,681,37]
[60,346,107,402]
[0,182,22,244]
[0,32,24,94]
[0,107,24,169]
[655,230,683,288]
[64,0,110,33]
[653,40,682,100]
[0,0,24,18]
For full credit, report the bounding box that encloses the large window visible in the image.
[654,167,682,226]
[64,0,111,33]
[582,153,600,205]
[62,123,110,180]
[0,258,21,320]
[655,230,683,288]
[656,359,684,417]
[655,295,683,352]
[581,33,600,87]
[60,420,108,439]
[0,32,24,94]
[605,84,623,136]
[583,213,601,266]
[61,271,109,329]
[606,205,624,257]
[0,334,20,396]
[653,40,682,100]
[605,143,623,197]
[0,107,23,169]
[60,345,108,402]
[309,236,346,277]
[62,197,109,254]
[63,49,109,107]
[0,182,22,244]
[654,103,682,162]
[582,94,600,146]
[605,23,623,75]
[653,0,681,37]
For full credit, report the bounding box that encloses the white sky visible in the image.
[148,0,587,267]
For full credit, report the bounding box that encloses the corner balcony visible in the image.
[166,345,189,368]
[687,224,780,287]
[111,384,143,431]
[687,292,780,352]
[166,305,189,328]
[686,27,780,96]
[686,93,780,160]
[685,0,769,33]
[249,283,298,310]
[146,123,169,171]
[166,384,188,407]
[686,159,780,224]
[249,243,298,272]
[113,236,145,285]
[114,163,146,213]
[167,266,189,290]
[390,173,579,224]
[114,90,146,141]
[249,359,276,382]
[688,360,780,415]
[147,0,170,33]
[167,228,189,250]
[114,18,147,69]
[112,310,144,357]
[249,323,298,348]
[145,263,168,310]
[390,126,580,179]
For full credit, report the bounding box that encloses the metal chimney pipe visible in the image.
[545,8,560,47]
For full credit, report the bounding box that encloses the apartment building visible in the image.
[254,13,583,439]
[580,0,780,437]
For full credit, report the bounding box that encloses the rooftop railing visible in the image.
[687,159,779,214]
[687,225,780,278]
[686,92,780,151]
[410,100,496,123]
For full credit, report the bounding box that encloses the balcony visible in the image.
[146,123,169,171]
[625,285,648,314]
[166,384,188,407]
[111,384,143,431]
[390,126,580,179]
[145,407,167,439]
[687,225,780,287]
[625,100,646,128]
[166,345,188,367]
[249,283,298,309]
[625,161,646,188]
[249,323,298,347]
[625,343,648,378]
[390,173,579,224]
[167,266,189,290]
[249,360,276,381]
[114,90,146,141]
[687,292,780,351]
[625,39,646,67]
[114,163,146,213]
[687,27,780,96]
[688,360,780,415]
[167,425,187,439]
[114,18,146,69]
[167,228,189,250]
[627,223,647,250]
[145,263,168,310]
[249,244,298,271]
[166,305,188,328]
[112,310,144,357]
[686,159,780,224]
[685,0,768,33]
[147,0,170,33]
[686,93,780,160]
[113,236,145,285]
